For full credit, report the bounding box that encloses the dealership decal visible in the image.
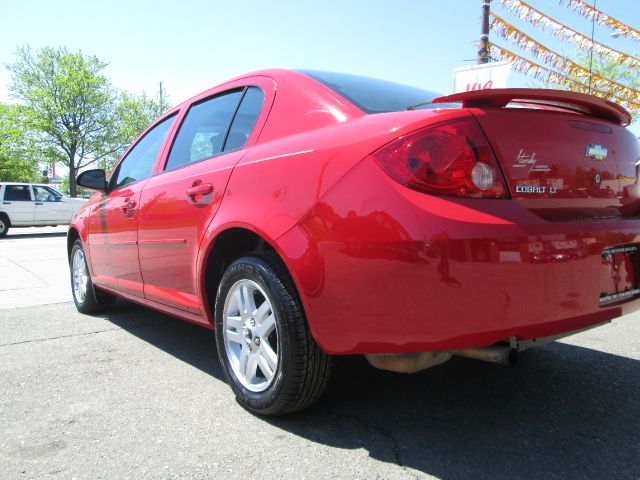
[513,149,551,173]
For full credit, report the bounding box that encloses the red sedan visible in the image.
[69,69,640,415]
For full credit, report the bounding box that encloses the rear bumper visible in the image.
[277,157,640,355]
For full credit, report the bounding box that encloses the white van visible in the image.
[0,183,86,237]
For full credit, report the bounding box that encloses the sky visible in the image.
[0,0,638,134]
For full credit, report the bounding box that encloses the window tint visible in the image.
[4,185,31,201]
[299,70,442,114]
[111,114,176,190]
[223,87,264,152]
[165,91,243,172]
[33,185,62,202]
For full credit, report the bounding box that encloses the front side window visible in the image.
[111,114,176,190]
[33,185,62,202]
[4,185,32,201]
[165,90,243,172]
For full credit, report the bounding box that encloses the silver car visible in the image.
[0,182,86,237]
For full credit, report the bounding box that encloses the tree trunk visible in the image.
[69,164,76,197]
[69,145,77,197]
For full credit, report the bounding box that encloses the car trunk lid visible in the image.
[434,89,640,220]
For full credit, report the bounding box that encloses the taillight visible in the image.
[371,118,508,198]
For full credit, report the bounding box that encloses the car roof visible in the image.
[0,182,60,188]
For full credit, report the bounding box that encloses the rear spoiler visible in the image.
[433,88,631,126]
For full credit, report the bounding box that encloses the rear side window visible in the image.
[4,185,31,201]
[165,90,243,172]
[33,185,62,202]
[111,114,176,190]
[224,87,264,152]
[299,70,441,114]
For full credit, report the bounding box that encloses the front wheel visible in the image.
[215,255,331,415]
[70,239,115,313]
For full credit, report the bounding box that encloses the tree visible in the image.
[105,90,171,171]
[7,45,119,196]
[0,103,41,182]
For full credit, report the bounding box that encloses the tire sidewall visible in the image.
[215,257,295,414]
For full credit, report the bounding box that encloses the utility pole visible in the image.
[159,81,164,105]
[478,0,491,64]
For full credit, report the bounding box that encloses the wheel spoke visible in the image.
[226,315,242,329]
[246,352,259,384]
[231,289,243,316]
[253,300,271,324]
[258,343,277,380]
[241,284,257,315]
[238,344,250,376]
[256,314,276,338]
[225,329,245,346]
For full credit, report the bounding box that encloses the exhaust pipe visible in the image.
[451,345,518,366]
[364,345,518,373]
[365,351,452,373]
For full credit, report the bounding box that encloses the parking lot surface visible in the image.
[0,228,638,479]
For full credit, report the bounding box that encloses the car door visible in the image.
[87,114,176,296]
[31,185,69,224]
[138,85,269,314]
[2,185,35,225]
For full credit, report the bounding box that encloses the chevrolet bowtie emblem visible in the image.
[586,144,608,161]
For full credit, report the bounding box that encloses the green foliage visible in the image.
[7,45,119,196]
[0,103,41,182]
[105,91,171,171]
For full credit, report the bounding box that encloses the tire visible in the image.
[0,215,9,238]
[70,239,115,313]
[215,255,331,415]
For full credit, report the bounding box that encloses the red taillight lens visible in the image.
[371,118,508,198]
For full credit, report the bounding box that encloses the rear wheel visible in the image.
[215,255,331,415]
[0,215,9,238]
[70,239,115,313]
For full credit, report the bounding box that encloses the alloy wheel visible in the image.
[222,279,279,392]
[72,248,89,303]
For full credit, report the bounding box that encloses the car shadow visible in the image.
[99,300,224,381]
[100,302,639,479]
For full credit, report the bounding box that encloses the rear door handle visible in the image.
[186,183,214,197]
[35,202,44,205]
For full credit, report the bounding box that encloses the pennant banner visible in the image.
[490,12,640,105]
[558,0,640,43]
[489,42,640,115]
[499,0,640,69]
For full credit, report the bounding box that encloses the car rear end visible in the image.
[286,83,640,357]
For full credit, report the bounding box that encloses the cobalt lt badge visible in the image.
[586,144,608,161]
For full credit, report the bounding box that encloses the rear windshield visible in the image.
[299,70,443,114]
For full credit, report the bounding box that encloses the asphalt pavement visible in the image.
[0,227,638,479]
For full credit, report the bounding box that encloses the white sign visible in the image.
[453,61,511,93]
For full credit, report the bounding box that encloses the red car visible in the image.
[69,69,640,415]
